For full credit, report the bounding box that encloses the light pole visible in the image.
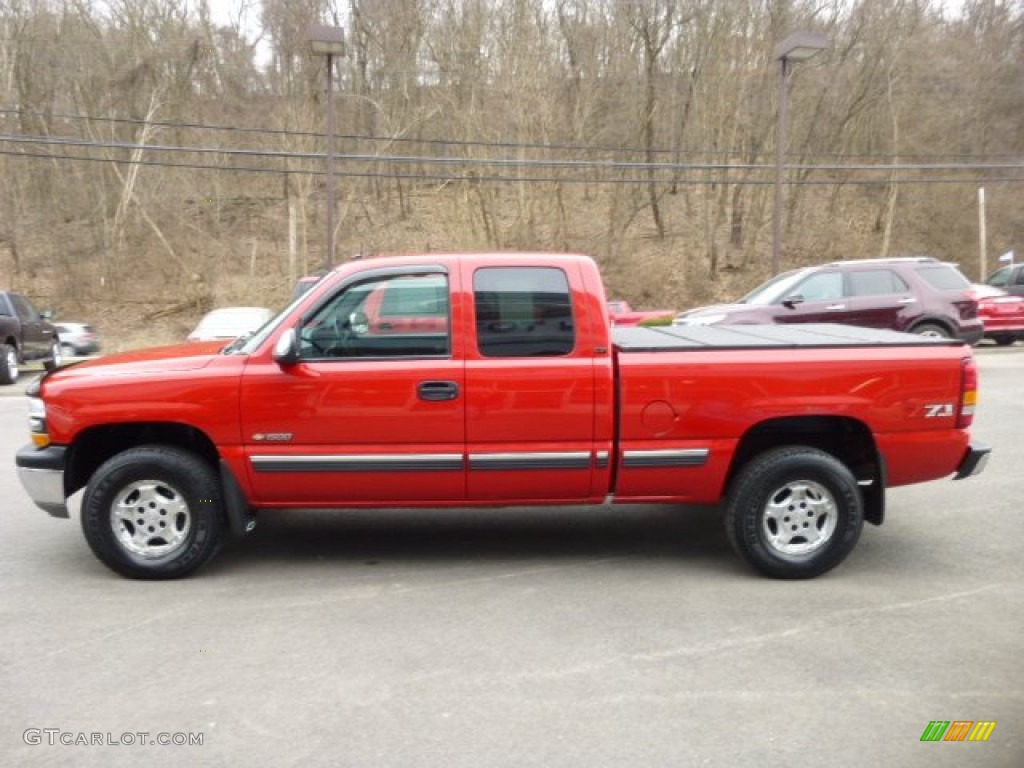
[308,24,346,266]
[771,31,828,276]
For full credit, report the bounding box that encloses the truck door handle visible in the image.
[898,297,917,305]
[825,304,846,311]
[418,381,459,401]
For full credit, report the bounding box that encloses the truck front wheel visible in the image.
[81,446,224,579]
[725,446,863,579]
[0,343,18,385]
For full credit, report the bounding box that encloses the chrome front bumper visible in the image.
[15,444,69,518]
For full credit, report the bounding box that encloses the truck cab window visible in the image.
[299,273,450,359]
[473,267,575,357]
[9,294,40,323]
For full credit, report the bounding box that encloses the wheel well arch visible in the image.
[66,422,220,497]
[727,415,885,525]
[906,317,955,336]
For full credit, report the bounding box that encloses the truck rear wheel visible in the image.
[81,446,224,579]
[725,446,863,579]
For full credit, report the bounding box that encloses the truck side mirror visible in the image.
[273,328,300,366]
[349,311,369,335]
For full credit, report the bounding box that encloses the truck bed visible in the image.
[612,323,964,351]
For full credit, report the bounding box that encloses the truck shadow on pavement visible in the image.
[213,504,736,573]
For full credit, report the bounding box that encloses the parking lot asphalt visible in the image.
[0,346,1021,767]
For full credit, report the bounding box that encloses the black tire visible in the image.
[725,446,864,579]
[0,342,17,385]
[81,445,224,579]
[992,334,1016,346]
[48,338,62,368]
[910,322,951,339]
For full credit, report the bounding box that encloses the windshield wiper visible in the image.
[222,332,254,354]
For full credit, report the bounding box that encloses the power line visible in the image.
[2,147,1022,187]
[2,132,1022,176]
[2,107,1022,163]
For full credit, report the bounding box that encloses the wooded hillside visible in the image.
[1,0,1021,346]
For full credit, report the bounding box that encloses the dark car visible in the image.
[971,284,1024,346]
[674,257,983,343]
[985,262,1024,297]
[0,290,61,384]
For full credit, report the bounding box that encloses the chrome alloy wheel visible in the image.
[761,479,838,557]
[110,480,192,559]
[5,346,17,379]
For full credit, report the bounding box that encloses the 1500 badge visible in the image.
[252,433,294,442]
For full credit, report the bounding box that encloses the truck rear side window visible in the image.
[473,267,575,357]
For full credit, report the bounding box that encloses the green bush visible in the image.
[638,315,675,327]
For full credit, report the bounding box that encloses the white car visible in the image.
[54,322,102,356]
[187,307,274,342]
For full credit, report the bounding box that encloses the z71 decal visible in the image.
[923,404,954,418]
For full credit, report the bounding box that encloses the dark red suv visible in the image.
[674,257,983,343]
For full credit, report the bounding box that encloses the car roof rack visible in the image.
[824,256,939,266]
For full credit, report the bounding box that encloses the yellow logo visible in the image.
[920,721,996,742]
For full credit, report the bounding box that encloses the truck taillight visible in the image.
[957,357,978,428]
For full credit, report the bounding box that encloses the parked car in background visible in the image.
[187,307,275,343]
[674,257,983,343]
[971,284,1024,346]
[54,322,101,356]
[292,269,330,300]
[606,300,675,326]
[985,262,1024,297]
[0,290,61,385]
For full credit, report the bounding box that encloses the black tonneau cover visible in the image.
[612,323,964,351]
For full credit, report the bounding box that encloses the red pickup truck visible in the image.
[16,253,989,580]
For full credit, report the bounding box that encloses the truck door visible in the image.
[464,264,604,502]
[8,293,50,360]
[239,265,466,506]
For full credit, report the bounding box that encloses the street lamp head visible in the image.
[773,31,829,62]
[770,30,828,276]
[308,24,346,57]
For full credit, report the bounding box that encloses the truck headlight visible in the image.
[28,397,50,448]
